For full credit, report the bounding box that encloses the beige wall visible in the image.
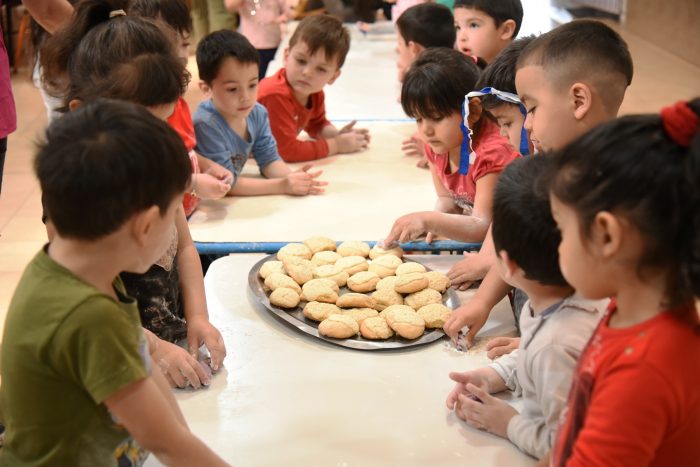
[624,0,700,67]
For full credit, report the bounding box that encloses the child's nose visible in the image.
[524,112,533,132]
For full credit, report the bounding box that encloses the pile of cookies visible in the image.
[258,237,454,341]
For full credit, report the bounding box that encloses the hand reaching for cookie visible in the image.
[383,211,435,246]
[285,164,328,195]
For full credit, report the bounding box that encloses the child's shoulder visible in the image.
[537,297,607,349]
[258,68,291,99]
[192,99,218,124]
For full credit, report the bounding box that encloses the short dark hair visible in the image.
[401,47,480,120]
[476,35,535,110]
[396,3,455,49]
[517,19,633,113]
[36,99,192,240]
[128,0,193,35]
[492,156,567,286]
[196,29,259,84]
[454,0,524,37]
[541,98,700,313]
[288,15,351,68]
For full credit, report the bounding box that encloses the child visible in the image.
[194,29,327,195]
[41,1,227,390]
[443,19,633,352]
[383,47,520,245]
[445,156,606,458]
[257,14,370,163]
[394,2,456,167]
[224,0,288,80]
[0,100,229,465]
[453,0,523,64]
[542,99,700,466]
[128,0,234,217]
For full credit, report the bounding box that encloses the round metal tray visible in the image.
[248,254,460,351]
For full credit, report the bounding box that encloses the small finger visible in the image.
[485,337,512,350]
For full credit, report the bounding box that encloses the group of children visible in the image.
[0,0,698,465]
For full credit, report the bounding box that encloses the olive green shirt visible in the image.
[0,248,149,466]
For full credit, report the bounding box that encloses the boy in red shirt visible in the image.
[257,15,370,162]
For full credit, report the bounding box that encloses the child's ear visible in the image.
[499,19,517,41]
[327,68,342,85]
[569,82,593,121]
[497,250,519,279]
[198,80,211,95]
[467,97,483,127]
[283,47,290,62]
[590,211,623,259]
[407,41,423,59]
[68,99,82,112]
[130,206,160,247]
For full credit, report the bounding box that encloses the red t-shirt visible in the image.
[552,301,700,467]
[168,97,199,217]
[257,68,331,162]
[424,118,519,212]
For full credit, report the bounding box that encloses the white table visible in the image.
[145,254,533,466]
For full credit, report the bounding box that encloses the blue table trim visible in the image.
[194,240,481,255]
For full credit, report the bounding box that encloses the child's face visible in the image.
[415,112,463,154]
[489,103,531,154]
[140,197,183,272]
[148,102,177,121]
[156,20,191,65]
[284,41,341,98]
[206,57,259,121]
[396,34,417,82]
[454,7,511,63]
[516,65,581,153]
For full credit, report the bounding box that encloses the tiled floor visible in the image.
[1,11,700,336]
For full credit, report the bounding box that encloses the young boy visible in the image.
[453,0,523,64]
[445,156,606,458]
[257,15,370,163]
[444,19,633,352]
[194,30,327,195]
[0,100,228,465]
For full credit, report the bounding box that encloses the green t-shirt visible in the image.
[0,248,149,466]
[435,0,455,10]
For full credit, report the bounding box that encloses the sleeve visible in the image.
[488,350,521,394]
[259,93,329,161]
[563,364,674,467]
[507,343,580,459]
[51,297,148,404]
[472,140,520,183]
[193,116,238,180]
[304,91,331,138]
[251,105,282,169]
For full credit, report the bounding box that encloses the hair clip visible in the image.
[109,9,127,18]
[465,87,530,156]
[660,101,699,148]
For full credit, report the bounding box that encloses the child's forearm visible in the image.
[230,176,288,196]
[261,160,292,178]
[151,358,189,428]
[480,366,509,393]
[425,212,490,243]
[473,266,514,314]
[434,196,461,214]
[319,124,339,139]
[175,212,209,323]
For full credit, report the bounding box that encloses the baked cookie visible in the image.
[424,270,452,293]
[301,278,340,303]
[313,265,349,287]
[303,301,341,322]
[334,255,369,275]
[389,310,425,339]
[311,250,341,267]
[264,273,302,293]
[318,314,359,339]
[368,244,404,260]
[347,271,380,293]
[336,293,376,309]
[368,254,403,278]
[360,316,394,340]
[417,304,452,328]
[343,307,379,325]
[404,288,443,310]
[269,287,301,309]
[394,272,429,294]
[277,243,312,262]
[282,256,314,285]
[259,260,285,279]
[395,262,427,275]
[371,288,404,311]
[375,275,399,291]
[379,304,418,326]
[303,236,337,254]
[336,240,371,258]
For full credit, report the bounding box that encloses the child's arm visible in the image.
[454,383,518,439]
[104,378,229,466]
[229,161,327,196]
[322,121,370,156]
[447,225,496,290]
[194,154,234,199]
[446,367,507,410]
[175,210,227,371]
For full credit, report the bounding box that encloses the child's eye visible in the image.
[527,106,536,115]
[415,117,423,123]
[454,23,461,31]
[296,58,306,65]
[227,88,238,93]
[501,122,511,129]
[469,22,480,29]
[317,67,327,73]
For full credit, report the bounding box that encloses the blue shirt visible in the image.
[193,100,281,186]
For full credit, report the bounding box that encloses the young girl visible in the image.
[384,47,520,245]
[541,99,700,466]
[41,0,226,391]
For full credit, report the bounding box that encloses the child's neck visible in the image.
[292,89,311,108]
[523,282,575,316]
[609,270,668,328]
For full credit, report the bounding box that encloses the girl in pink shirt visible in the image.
[384,47,519,245]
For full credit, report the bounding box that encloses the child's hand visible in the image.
[443,301,489,343]
[384,211,432,245]
[335,131,369,154]
[447,251,490,290]
[456,383,518,438]
[485,337,520,360]
[401,135,424,158]
[446,370,491,410]
[187,317,227,372]
[285,164,328,195]
[193,173,230,199]
[205,164,234,187]
[152,339,211,389]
